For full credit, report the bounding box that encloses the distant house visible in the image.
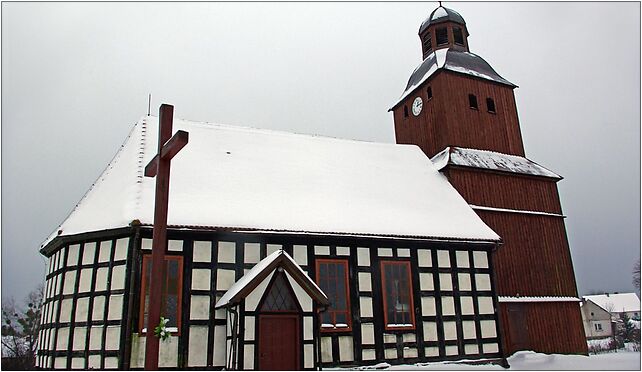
[580,293,641,340]
[580,300,614,339]
[583,293,641,320]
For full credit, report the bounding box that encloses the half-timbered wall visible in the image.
[36,234,133,370]
[38,228,503,370]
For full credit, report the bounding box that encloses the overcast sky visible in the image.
[2,2,640,301]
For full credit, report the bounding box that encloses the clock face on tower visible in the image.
[412,96,423,116]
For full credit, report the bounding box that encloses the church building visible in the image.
[35,4,586,370]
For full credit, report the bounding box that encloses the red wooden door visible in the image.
[258,314,299,370]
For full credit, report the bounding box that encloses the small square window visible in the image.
[486,98,496,113]
[468,94,478,110]
[436,27,448,46]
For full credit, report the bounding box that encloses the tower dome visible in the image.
[419,6,466,35]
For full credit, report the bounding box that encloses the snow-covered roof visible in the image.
[215,249,327,309]
[583,293,641,313]
[42,116,500,248]
[498,296,581,303]
[418,6,466,34]
[431,147,562,179]
[391,49,516,109]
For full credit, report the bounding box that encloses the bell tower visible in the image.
[391,5,588,357]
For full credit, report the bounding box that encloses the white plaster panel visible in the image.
[92,296,105,321]
[72,327,86,351]
[465,344,479,355]
[82,243,95,265]
[107,294,123,320]
[480,320,497,338]
[67,244,80,266]
[357,247,370,266]
[378,248,393,257]
[168,239,183,251]
[404,347,418,358]
[456,250,470,268]
[463,320,477,339]
[218,241,236,263]
[244,243,261,264]
[54,357,67,369]
[339,336,354,362]
[304,344,315,368]
[304,316,313,341]
[95,267,109,291]
[266,244,281,255]
[104,357,118,369]
[421,297,436,316]
[439,273,453,291]
[114,238,129,260]
[473,251,489,268]
[193,241,212,262]
[383,333,396,343]
[361,323,375,345]
[243,344,254,370]
[188,326,208,367]
[384,348,397,360]
[397,248,411,257]
[478,297,495,314]
[111,265,126,290]
[443,321,457,340]
[418,249,432,267]
[336,246,350,256]
[293,245,307,265]
[475,274,492,291]
[98,241,112,262]
[360,297,373,318]
[63,271,76,295]
[445,345,459,356]
[315,245,330,255]
[142,238,153,250]
[75,356,89,369]
[321,336,332,362]
[74,297,89,322]
[437,250,451,267]
[78,268,93,293]
[56,327,69,350]
[245,316,255,340]
[215,297,226,319]
[358,272,372,292]
[418,272,433,291]
[192,269,211,290]
[403,333,416,343]
[89,326,104,350]
[190,295,210,320]
[213,325,227,366]
[159,336,179,367]
[461,296,475,315]
[442,296,455,316]
[244,273,272,311]
[483,343,499,354]
[363,349,376,361]
[60,299,73,323]
[458,273,472,291]
[216,269,236,291]
[285,271,313,312]
[105,326,120,350]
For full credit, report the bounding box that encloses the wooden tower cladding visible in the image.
[391,6,587,356]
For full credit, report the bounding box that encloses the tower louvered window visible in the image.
[453,27,464,45]
[436,27,448,45]
[423,34,432,55]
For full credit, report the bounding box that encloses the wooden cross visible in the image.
[143,104,188,370]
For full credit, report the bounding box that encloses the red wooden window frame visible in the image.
[380,260,415,331]
[139,254,183,335]
[316,259,351,332]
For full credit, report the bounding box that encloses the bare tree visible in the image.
[2,284,44,370]
[633,261,640,291]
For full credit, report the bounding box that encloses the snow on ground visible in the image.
[336,351,641,370]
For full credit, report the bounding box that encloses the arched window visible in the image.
[404,105,409,117]
[427,86,433,99]
[468,94,478,110]
[486,97,496,113]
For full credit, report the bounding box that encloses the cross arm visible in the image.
[144,130,190,177]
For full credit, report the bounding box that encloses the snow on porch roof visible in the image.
[431,146,562,180]
[42,116,500,248]
[215,249,328,309]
